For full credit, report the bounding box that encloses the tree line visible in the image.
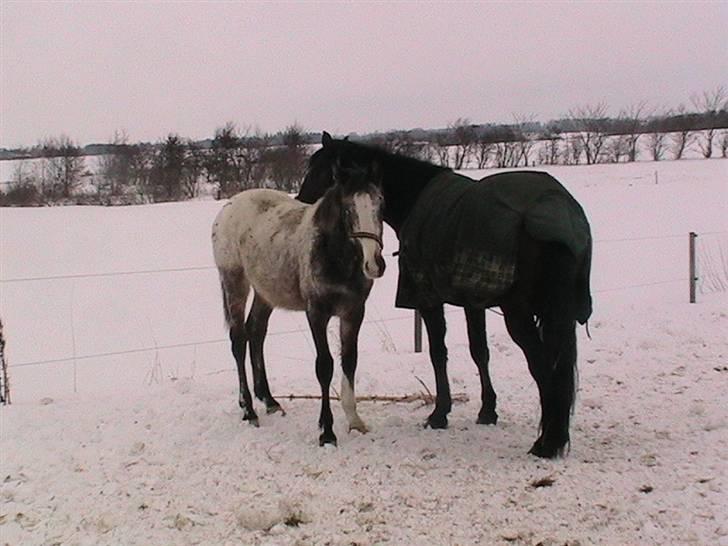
[2,123,309,206]
[1,86,726,206]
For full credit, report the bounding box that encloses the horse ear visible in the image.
[322,131,333,147]
[343,135,350,141]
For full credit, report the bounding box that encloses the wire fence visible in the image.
[1,230,726,373]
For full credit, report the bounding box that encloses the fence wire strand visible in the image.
[3,230,725,372]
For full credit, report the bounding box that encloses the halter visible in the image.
[351,231,383,248]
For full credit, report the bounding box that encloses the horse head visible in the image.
[314,154,386,280]
[298,132,361,204]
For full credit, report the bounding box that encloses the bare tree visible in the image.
[670,103,695,160]
[692,86,728,158]
[474,135,493,169]
[606,134,630,163]
[513,114,537,166]
[370,130,430,160]
[265,123,309,192]
[130,144,155,202]
[490,126,520,168]
[182,142,205,198]
[719,130,728,158]
[539,122,562,166]
[1,160,40,205]
[98,130,140,200]
[449,118,477,169]
[617,101,647,162]
[646,109,670,161]
[40,135,86,199]
[432,133,452,167]
[564,135,584,165]
[568,103,609,164]
[240,129,271,189]
[147,134,188,202]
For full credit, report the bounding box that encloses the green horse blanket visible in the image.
[395,170,592,319]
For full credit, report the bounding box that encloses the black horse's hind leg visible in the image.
[464,307,497,425]
[340,303,368,433]
[502,302,577,458]
[533,315,577,458]
[306,305,336,446]
[420,305,451,429]
[246,294,284,415]
[532,245,580,458]
[501,305,549,445]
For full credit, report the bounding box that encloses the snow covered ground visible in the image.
[1,159,727,545]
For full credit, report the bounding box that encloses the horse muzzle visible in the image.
[364,252,386,279]
[353,232,385,280]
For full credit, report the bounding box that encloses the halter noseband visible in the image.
[351,231,383,248]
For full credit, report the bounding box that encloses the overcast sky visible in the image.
[1,1,726,147]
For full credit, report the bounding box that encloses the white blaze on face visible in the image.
[352,192,384,279]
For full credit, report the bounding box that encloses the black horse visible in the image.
[298,133,592,458]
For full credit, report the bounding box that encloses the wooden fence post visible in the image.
[689,232,698,303]
[414,310,423,353]
[0,318,10,405]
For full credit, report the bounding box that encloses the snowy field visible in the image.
[1,159,727,545]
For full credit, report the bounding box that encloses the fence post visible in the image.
[0,318,10,405]
[689,232,698,303]
[414,310,423,353]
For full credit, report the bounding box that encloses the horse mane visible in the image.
[312,183,344,235]
[301,136,448,231]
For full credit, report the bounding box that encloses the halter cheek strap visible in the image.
[351,231,383,248]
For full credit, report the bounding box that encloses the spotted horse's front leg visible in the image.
[339,303,369,434]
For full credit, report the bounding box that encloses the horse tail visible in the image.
[574,237,593,325]
[220,277,233,327]
[217,268,250,329]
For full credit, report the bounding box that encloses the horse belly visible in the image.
[243,235,307,311]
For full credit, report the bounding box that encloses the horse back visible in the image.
[395,170,592,320]
[212,189,312,310]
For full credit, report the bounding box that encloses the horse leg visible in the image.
[464,307,497,425]
[339,303,368,434]
[420,305,451,429]
[246,293,284,415]
[501,304,548,448]
[530,246,580,458]
[220,270,258,426]
[306,305,337,446]
[502,301,575,458]
[536,316,577,458]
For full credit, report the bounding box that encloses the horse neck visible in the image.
[381,156,447,234]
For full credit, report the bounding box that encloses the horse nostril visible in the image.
[377,255,386,276]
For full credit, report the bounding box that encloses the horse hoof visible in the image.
[476,411,498,425]
[425,415,448,429]
[348,421,369,434]
[243,415,260,428]
[528,438,566,459]
[319,433,337,447]
[266,403,286,416]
